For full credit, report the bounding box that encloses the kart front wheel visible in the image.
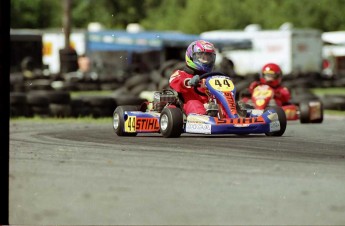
[113,105,139,136]
[299,101,310,123]
[160,107,183,138]
[265,106,287,136]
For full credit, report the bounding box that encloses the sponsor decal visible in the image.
[252,86,273,99]
[128,111,143,115]
[169,71,180,83]
[136,118,160,131]
[267,112,278,121]
[128,111,160,117]
[251,109,264,116]
[233,124,250,127]
[269,121,280,132]
[186,123,211,134]
[187,114,210,123]
[43,42,52,56]
[224,92,237,114]
[215,116,265,124]
[255,99,265,107]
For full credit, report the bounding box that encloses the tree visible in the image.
[11,0,62,28]
[140,0,186,31]
[10,0,345,32]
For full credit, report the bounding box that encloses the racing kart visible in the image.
[240,84,323,123]
[113,72,287,138]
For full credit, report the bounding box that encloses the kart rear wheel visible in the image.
[160,107,183,138]
[265,106,287,136]
[113,105,139,136]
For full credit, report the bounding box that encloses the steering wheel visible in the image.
[193,71,231,96]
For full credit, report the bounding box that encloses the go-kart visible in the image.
[240,84,323,123]
[113,72,287,138]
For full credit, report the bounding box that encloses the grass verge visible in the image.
[311,87,345,96]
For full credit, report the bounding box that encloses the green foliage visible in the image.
[141,0,186,31]
[71,0,113,28]
[10,0,345,32]
[11,0,62,28]
[141,0,345,33]
[277,0,345,31]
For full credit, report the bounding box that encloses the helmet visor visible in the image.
[263,72,280,81]
[194,52,215,65]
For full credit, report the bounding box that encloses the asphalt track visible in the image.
[9,115,345,225]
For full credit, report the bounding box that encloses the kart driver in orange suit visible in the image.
[169,40,216,115]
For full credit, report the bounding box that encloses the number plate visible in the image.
[125,116,136,132]
[208,77,235,92]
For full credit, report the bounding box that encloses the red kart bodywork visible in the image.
[241,84,323,123]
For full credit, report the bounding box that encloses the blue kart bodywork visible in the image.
[121,107,280,135]
[113,72,286,137]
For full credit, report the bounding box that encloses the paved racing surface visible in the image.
[9,116,345,225]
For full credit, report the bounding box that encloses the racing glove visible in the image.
[188,75,200,87]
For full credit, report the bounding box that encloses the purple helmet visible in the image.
[185,40,216,73]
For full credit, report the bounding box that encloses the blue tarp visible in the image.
[87,30,198,52]
[87,30,251,52]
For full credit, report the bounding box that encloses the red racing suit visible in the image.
[169,70,208,115]
[245,81,291,106]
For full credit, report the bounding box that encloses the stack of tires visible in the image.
[9,60,345,119]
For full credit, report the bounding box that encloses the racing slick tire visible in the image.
[299,101,310,123]
[160,107,183,138]
[113,105,139,136]
[265,106,287,137]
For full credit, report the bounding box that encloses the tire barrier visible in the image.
[9,60,345,118]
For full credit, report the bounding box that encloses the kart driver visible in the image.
[242,63,291,106]
[169,40,216,115]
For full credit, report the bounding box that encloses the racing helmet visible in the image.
[185,40,216,73]
[260,63,282,87]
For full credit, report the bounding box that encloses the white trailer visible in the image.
[42,31,86,74]
[201,28,323,76]
[321,31,345,77]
